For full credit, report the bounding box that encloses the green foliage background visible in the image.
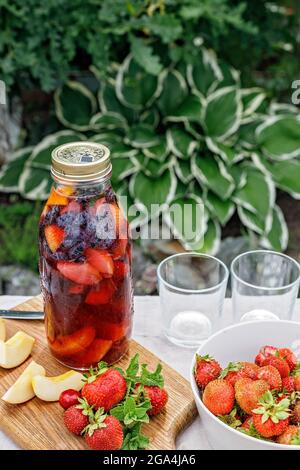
[0,0,299,270]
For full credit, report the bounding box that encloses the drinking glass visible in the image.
[157,253,229,347]
[231,250,300,322]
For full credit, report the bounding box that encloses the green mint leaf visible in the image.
[140,363,164,388]
[122,423,149,450]
[126,353,140,379]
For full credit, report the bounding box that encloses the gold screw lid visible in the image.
[51,141,111,182]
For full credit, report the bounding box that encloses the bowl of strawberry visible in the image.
[190,320,300,450]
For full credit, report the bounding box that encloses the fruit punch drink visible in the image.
[39,142,133,369]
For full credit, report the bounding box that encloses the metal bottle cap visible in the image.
[51,141,111,182]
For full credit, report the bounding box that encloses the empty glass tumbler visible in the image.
[231,250,300,322]
[157,253,229,347]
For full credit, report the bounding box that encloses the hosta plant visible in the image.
[1,45,299,254]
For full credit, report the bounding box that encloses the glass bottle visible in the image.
[39,142,133,370]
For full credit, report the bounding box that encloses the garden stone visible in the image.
[0,265,40,296]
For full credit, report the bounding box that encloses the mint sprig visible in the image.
[122,423,150,450]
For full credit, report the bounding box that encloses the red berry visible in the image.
[59,389,81,410]
[278,348,298,372]
[252,391,290,438]
[203,379,235,416]
[63,405,89,435]
[194,355,222,389]
[81,368,126,411]
[276,425,300,445]
[142,385,168,416]
[262,356,290,379]
[257,365,282,390]
[255,345,277,366]
[282,376,296,393]
[84,415,123,450]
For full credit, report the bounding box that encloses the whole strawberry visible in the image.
[221,361,259,386]
[255,345,277,367]
[235,377,270,414]
[63,398,91,435]
[84,415,123,450]
[276,425,300,445]
[262,356,290,379]
[203,379,235,416]
[252,391,290,438]
[278,348,298,372]
[82,367,126,411]
[257,365,282,390]
[282,376,296,393]
[140,385,168,416]
[194,355,221,389]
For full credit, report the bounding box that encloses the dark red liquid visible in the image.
[39,185,133,369]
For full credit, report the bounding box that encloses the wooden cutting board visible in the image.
[0,296,197,450]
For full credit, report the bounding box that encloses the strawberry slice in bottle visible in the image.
[57,261,102,285]
[113,261,129,280]
[50,326,96,356]
[45,225,65,252]
[86,248,114,278]
[85,279,116,305]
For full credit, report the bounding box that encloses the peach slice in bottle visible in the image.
[50,326,96,356]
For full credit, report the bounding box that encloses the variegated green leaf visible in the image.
[195,219,221,255]
[164,194,207,249]
[91,131,123,146]
[30,131,85,169]
[203,86,242,141]
[143,136,169,162]
[241,88,266,117]
[206,191,235,225]
[237,206,270,235]
[238,119,262,149]
[158,70,187,116]
[174,159,193,183]
[55,81,97,131]
[206,137,243,165]
[116,55,161,110]
[126,124,160,149]
[90,111,128,131]
[143,156,174,178]
[98,82,136,123]
[19,167,52,200]
[233,167,275,219]
[256,116,300,160]
[167,127,198,159]
[130,169,177,218]
[261,157,300,199]
[140,108,160,128]
[0,147,32,192]
[192,154,235,199]
[111,156,138,183]
[166,95,203,123]
[261,205,288,251]
[186,48,223,97]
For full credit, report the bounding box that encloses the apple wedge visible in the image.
[32,370,84,402]
[2,361,46,404]
[0,331,35,369]
[0,318,5,341]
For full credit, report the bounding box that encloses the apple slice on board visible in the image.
[32,370,84,402]
[0,331,35,369]
[2,361,46,404]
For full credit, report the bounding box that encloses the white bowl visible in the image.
[190,320,300,450]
